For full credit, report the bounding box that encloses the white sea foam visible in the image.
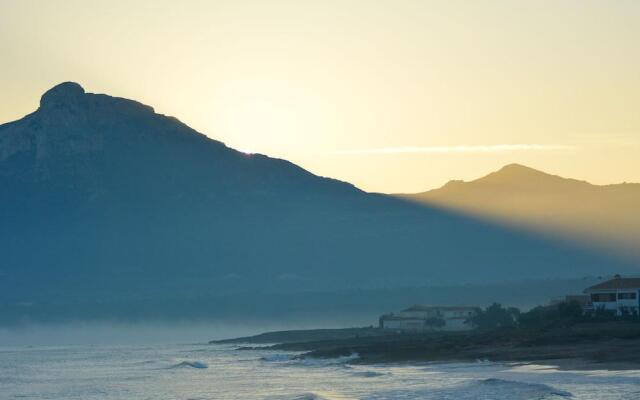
[298,353,360,367]
[1,344,638,399]
[261,352,360,367]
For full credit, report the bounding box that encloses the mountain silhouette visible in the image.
[0,83,635,322]
[401,163,640,258]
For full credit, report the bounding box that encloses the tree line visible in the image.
[469,301,639,330]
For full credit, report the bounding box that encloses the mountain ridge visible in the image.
[1,83,635,323]
[400,164,640,258]
[401,163,630,197]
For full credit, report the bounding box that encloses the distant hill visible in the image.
[0,83,635,323]
[400,164,640,258]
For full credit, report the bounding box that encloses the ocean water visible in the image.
[1,343,640,400]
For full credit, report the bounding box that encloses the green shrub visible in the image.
[469,303,520,330]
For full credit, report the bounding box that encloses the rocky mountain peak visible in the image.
[39,82,86,110]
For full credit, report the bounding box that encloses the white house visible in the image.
[379,305,478,332]
[583,276,640,315]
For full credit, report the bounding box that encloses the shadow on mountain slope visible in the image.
[0,83,636,323]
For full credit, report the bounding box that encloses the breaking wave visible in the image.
[168,361,208,369]
[473,378,572,398]
[267,391,354,400]
[349,370,387,378]
[261,352,360,367]
[261,353,296,362]
[298,353,359,367]
[369,377,573,399]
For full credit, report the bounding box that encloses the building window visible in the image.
[591,293,616,302]
[618,292,637,300]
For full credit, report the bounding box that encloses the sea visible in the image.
[2,342,640,400]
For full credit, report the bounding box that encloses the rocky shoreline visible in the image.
[215,323,640,369]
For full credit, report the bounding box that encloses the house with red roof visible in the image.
[584,275,640,315]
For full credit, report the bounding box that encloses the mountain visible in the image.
[0,83,634,323]
[400,163,640,258]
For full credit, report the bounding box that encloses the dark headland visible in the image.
[212,323,640,370]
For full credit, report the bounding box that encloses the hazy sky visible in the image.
[1,0,639,192]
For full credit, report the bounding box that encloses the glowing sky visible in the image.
[1,0,639,192]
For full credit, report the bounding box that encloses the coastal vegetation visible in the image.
[475,301,638,330]
[221,301,640,368]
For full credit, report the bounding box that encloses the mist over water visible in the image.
[0,320,350,347]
